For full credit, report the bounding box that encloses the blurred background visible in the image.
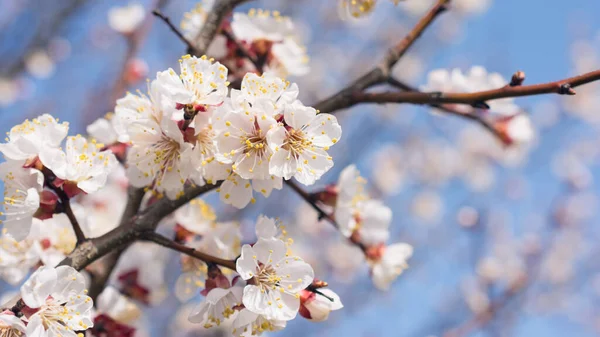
[2,0,600,336]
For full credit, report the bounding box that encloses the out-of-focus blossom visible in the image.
[367,243,413,291]
[124,58,149,85]
[25,50,56,79]
[231,10,309,77]
[0,160,44,241]
[108,3,146,35]
[411,190,444,223]
[421,66,520,116]
[112,242,169,304]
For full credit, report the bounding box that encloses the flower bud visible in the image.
[299,288,343,322]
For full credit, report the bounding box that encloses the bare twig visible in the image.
[386,77,502,140]
[87,187,146,301]
[285,180,367,253]
[142,232,236,270]
[153,10,198,53]
[285,180,338,228]
[352,69,600,107]
[314,0,450,114]
[45,182,86,245]
[192,0,253,56]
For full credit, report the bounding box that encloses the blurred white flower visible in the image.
[108,3,145,35]
[421,66,520,116]
[0,160,43,241]
[25,50,55,79]
[368,243,413,291]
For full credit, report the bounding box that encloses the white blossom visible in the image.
[87,114,120,145]
[267,101,341,185]
[174,198,217,235]
[28,213,77,267]
[338,0,378,20]
[369,243,413,291]
[501,113,535,145]
[231,10,309,77]
[108,3,145,35]
[299,288,343,322]
[96,286,142,325]
[21,265,94,337]
[334,165,391,244]
[0,233,42,285]
[218,174,282,209]
[0,114,68,166]
[0,160,44,241]
[231,309,286,337]
[236,217,314,321]
[156,54,228,109]
[45,135,118,194]
[188,286,243,328]
[0,311,26,337]
[421,66,520,115]
[126,116,194,199]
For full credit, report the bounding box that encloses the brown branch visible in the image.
[153,10,197,53]
[352,69,600,106]
[386,77,502,141]
[87,187,146,301]
[141,232,236,270]
[191,0,253,56]
[43,174,86,245]
[314,0,450,114]
[285,180,338,228]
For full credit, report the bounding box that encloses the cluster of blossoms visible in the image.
[422,66,535,145]
[0,265,94,337]
[182,5,310,78]
[0,114,118,242]
[315,165,414,290]
[183,215,343,336]
[89,54,340,207]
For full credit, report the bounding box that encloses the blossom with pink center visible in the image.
[299,288,343,322]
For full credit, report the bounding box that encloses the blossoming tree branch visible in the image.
[0,0,597,336]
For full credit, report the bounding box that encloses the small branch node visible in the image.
[510,71,526,86]
[558,83,576,95]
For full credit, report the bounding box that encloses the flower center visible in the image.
[282,129,311,158]
[254,264,282,291]
[195,127,216,156]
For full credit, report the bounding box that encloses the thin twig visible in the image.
[353,69,600,106]
[87,187,146,301]
[142,232,236,270]
[314,0,450,115]
[285,180,338,228]
[153,10,198,54]
[46,183,86,245]
[285,180,367,253]
[386,77,502,141]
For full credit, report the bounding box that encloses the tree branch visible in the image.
[352,69,600,106]
[46,183,86,245]
[153,10,197,53]
[191,0,253,56]
[87,187,146,301]
[314,0,450,114]
[386,77,502,140]
[141,232,236,270]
